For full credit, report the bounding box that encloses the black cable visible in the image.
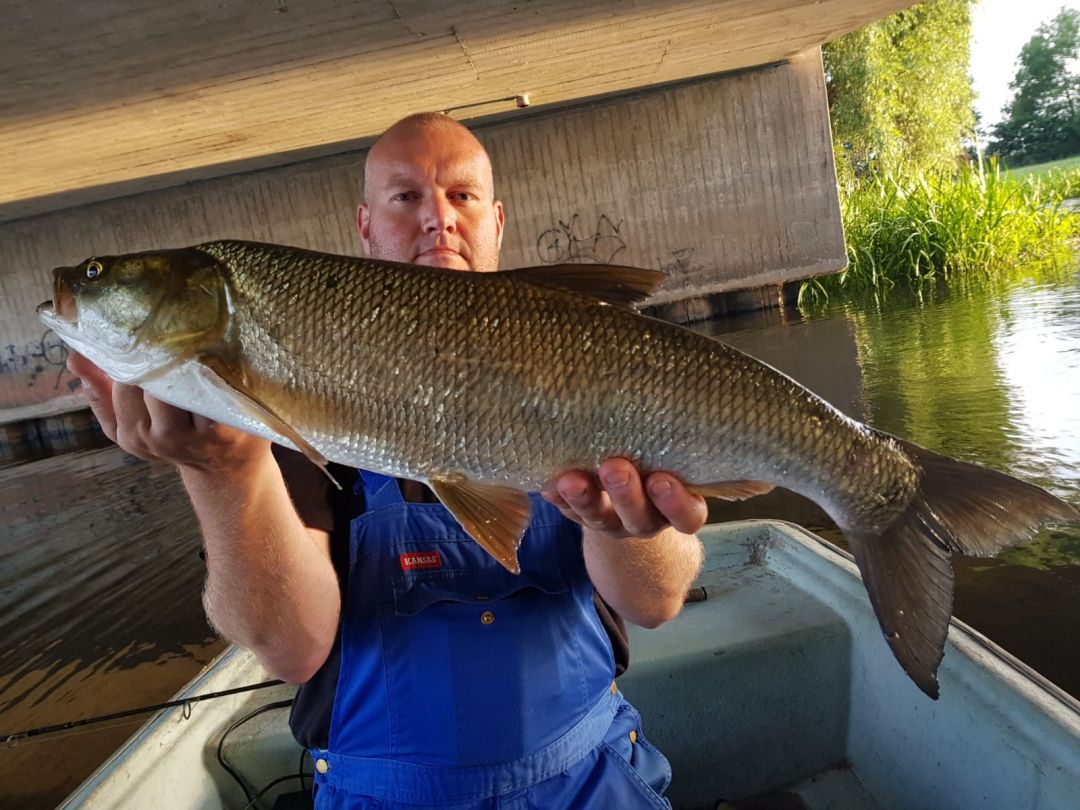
[1,679,285,743]
[298,747,310,792]
[241,772,315,810]
[216,698,295,807]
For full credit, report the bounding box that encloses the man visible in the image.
[68,113,706,808]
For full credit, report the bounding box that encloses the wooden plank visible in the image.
[0,0,912,221]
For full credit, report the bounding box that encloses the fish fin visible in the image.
[848,522,954,700]
[428,478,531,574]
[890,435,1079,556]
[125,344,205,385]
[687,480,775,500]
[197,353,342,491]
[505,264,665,308]
[847,434,1080,699]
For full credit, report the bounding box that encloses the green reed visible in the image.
[800,158,1080,305]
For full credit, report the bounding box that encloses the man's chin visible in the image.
[415,252,471,270]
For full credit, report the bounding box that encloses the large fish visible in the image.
[38,240,1078,698]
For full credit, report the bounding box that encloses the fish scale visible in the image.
[38,239,1079,699]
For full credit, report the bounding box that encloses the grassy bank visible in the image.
[1007,155,1080,181]
[801,158,1080,304]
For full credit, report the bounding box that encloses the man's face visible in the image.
[358,124,505,272]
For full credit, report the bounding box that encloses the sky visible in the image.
[970,0,1080,130]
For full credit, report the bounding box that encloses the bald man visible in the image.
[68,113,705,809]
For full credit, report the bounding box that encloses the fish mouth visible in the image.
[43,275,78,325]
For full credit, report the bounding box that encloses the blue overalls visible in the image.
[310,470,672,808]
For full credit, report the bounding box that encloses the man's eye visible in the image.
[391,192,418,202]
[451,192,475,202]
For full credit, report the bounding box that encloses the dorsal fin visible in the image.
[505,263,665,308]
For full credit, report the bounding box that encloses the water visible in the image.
[1,270,1079,807]
[0,448,226,809]
[700,269,1080,699]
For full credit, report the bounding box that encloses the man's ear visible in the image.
[494,200,506,250]
[357,204,371,254]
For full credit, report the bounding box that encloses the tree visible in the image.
[990,7,1080,165]
[825,0,976,180]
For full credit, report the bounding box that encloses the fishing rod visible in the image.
[2,679,286,744]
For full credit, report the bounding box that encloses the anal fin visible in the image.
[197,353,341,491]
[429,477,531,574]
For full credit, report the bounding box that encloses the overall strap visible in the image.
[358,470,405,510]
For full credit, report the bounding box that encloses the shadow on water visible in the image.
[0,447,227,808]
[698,268,1080,701]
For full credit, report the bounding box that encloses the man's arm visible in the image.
[543,459,706,629]
[68,353,341,684]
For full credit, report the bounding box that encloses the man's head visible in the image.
[358,113,505,272]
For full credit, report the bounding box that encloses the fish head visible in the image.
[37,248,229,382]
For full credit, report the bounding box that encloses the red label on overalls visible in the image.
[399,551,442,571]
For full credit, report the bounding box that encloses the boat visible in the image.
[59,520,1080,809]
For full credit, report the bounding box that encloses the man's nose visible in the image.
[421,195,457,233]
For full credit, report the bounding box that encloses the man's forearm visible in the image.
[181,451,341,683]
[583,526,703,629]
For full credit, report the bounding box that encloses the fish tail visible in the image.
[846,435,1079,699]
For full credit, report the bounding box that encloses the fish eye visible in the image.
[86,260,103,279]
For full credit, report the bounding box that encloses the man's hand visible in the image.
[68,350,339,682]
[542,458,706,629]
[67,351,270,473]
[542,458,707,540]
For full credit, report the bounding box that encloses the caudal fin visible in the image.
[847,435,1079,699]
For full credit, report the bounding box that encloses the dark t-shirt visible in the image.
[273,446,631,749]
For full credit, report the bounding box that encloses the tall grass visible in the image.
[801,158,1080,305]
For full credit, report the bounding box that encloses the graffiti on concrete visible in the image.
[656,247,711,289]
[536,213,627,265]
[1,330,76,392]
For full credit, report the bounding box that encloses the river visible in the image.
[703,268,1080,700]
[1,269,1078,808]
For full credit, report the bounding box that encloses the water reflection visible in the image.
[699,269,1080,698]
[0,447,225,808]
[995,280,1080,496]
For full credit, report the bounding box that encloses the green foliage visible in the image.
[824,0,975,181]
[808,2,1078,307]
[799,159,1080,305]
[989,7,1080,165]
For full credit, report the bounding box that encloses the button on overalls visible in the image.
[310,471,672,808]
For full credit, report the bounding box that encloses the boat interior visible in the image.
[61,521,1080,809]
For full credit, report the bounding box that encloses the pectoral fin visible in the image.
[429,477,531,574]
[125,345,205,385]
[687,480,775,500]
[197,353,341,491]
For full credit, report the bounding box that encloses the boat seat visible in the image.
[619,524,862,809]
